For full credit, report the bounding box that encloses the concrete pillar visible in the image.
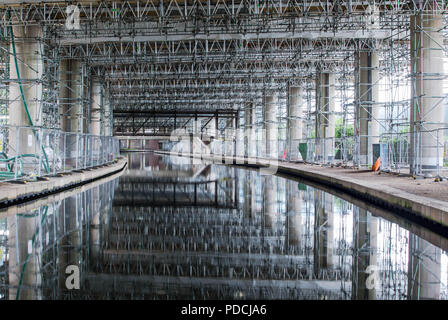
[8,213,42,299]
[315,72,335,162]
[244,103,257,158]
[224,118,234,158]
[408,235,441,300]
[289,87,303,161]
[244,170,256,218]
[206,116,216,138]
[104,84,112,136]
[193,116,201,135]
[287,180,302,247]
[265,95,278,159]
[60,60,83,133]
[207,116,219,154]
[235,113,244,158]
[235,125,244,158]
[90,78,102,136]
[264,175,277,229]
[313,190,333,276]
[8,25,43,153]
[352,208,378,300]
[355,50,380,166]
[410,14,445,174]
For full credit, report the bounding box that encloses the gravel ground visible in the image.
[298,164,448,202]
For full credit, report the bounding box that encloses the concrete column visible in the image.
[224,118,234,157]
[104,84,112,136]
[244,103,257,158]
[265,95,278,159]
[289,87,303,161]
[313,190,333,276]
[410,14,445,174]
[408,235,441,300]
[8,213,42,299]
[244,170,256,218]
[352,208,378,300]
[234,113,244,158]
[264,175,277,229]
[315,72,335,162]
[207,116,219,154]
[206,116,216,138]
[8,25,43,153]
[235,124,244,158]
[193,116,201,135]
[287,180,302,247]
[60,60,83,133]
[355,50,380,166]
[90,78,102,136]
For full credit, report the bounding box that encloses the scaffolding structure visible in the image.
[0,1,447,174]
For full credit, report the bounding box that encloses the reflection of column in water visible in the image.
[408,235,441,300]
[140,152,144,170]
[352,208,378,300]
[225,172,233,204]
[59,195,81,293]
[233,167,239,205]
[313,190,333,276]
[145,151,151,167]
[8,210,42,299]
[57,200,67,294]
[130,152,141,169]
[263,175,277,229]
[287,180,302,247]
[90,187,101,268]
[55,196,79,298]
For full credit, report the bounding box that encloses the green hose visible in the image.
[7,11,50,174]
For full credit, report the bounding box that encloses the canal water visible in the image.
[0,152,447,300]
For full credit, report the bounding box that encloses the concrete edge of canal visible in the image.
[0,157,127,210]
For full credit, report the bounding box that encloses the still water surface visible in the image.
[0,152,447,299]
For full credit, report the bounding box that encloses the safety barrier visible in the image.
[0,125,120,181]
[159,127,447,175]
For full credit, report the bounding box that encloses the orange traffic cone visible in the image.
[372,157,381,171]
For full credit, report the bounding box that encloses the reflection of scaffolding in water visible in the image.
[299,182,448,300]
[0,157,447,299]
[0,178,118,300]
[0,218,8,299]
[376,219,409,299]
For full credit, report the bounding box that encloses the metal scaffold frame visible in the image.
[0,2,447,171]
